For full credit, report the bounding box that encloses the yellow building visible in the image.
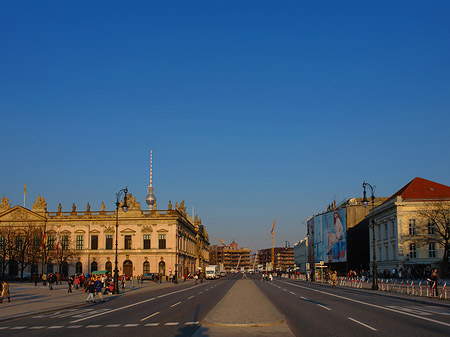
[0,194,210,278]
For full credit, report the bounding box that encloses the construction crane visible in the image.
[236,255,242,271]
[216,237,226,246]
[271,219,276,269]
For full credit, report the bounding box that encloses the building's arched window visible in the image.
[105,261,112,274]
[91,261,98,272]
[76,262,83,274]
[159,261,166,276]
[143,261,150,273]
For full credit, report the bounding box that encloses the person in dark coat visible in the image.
[85,281,95,302]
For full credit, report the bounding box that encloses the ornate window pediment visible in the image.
[120,228,136,234]
[90,229,101,234]
[74,229,86,234]
[157,228,169,233]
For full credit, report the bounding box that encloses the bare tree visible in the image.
[415,200,450,276]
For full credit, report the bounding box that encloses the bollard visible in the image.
[419,281,422,296]
[411,281,414,296]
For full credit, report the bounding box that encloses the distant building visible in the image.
[307,197,387,274]
[209,240,251,271]
[257,247,294,271]
[294,239,308,273]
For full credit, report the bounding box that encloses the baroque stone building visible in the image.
[0,194,210,278]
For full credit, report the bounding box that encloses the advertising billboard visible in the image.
[313,208,347,263]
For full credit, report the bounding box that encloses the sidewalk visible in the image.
[194,277,295,337]
[0,279,192,322]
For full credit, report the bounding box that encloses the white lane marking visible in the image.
[165,322,179,326]
[141,311,160,321]
[205,289,209,291]
[71,283,203,323]
[28,326,46,329]
[11,326,27,330]
[199,291,203,294]
[282,281,450,328]
[145,323,160,326]
[282,289,287,291]
[67,325,83,329]
[124,324,139,327]
[185,321,200,325]
[105,324,121,328]
[301,296,307,300]
[0,327,9,330]
[290,292,296,295]
[86,325,102,328]
[48,326,64,329]
[348,317,377,331]
[318,304,331,311]
[188,295,194,299]
[171,301,182,307]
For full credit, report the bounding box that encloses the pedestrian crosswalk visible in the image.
[386,305,450,316]
[0,322,200,330]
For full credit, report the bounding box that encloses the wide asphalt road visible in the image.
[252,275,450,337]
[0,274,239,337]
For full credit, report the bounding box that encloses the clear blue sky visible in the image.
[1,1,449,252]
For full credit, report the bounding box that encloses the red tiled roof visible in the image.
[387,177,450,201]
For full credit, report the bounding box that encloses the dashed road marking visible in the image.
[28,326,46,329]
[198,291,203,294]
[124,324,139,327]
[185,321,200,325]
[170,301,182,307]
[188,295,194,299]
[145,323,160,327]
[105,324,121,328]
[282,280,450,328]
[141,311,160,321]
[348,317,377,331]
[86,325,102,328]
[10,326,27,330]
[317,304,331,311]
[67,325,83,329]
[165,322,179,326]
[48,326,64,329]
[290,292,296,295]
[301,296,307,300]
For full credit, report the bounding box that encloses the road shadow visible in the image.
[174,304,209,337]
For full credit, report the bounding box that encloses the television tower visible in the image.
[145,149,157,210]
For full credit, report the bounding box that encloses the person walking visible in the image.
[94,278,104,303]
[330,270,338,288]
[42,273,47,286]
[121,276,126,289]
[85,280,95,303]
[431,269,439,297]
[1,280,11,303]
[67,276,73,293]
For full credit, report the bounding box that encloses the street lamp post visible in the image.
[113,187,128,294]
[362,181,378,290]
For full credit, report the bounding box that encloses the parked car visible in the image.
[142,273,158,280]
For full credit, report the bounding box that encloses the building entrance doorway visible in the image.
[123,260,133,278]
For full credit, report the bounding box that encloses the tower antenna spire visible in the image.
[145,149,157,210]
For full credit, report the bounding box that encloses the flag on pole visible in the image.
[42,232,46,250]
[56,232,60,255]
[24,184,27,195]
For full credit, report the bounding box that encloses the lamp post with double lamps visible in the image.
[362,181,378,290]
[113,187,129,294]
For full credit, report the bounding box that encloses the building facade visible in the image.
[209,240,251,271]
[0,194,210,278]
[294,239,308,273]
[257,247,294,271]
[370,177,450,276]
